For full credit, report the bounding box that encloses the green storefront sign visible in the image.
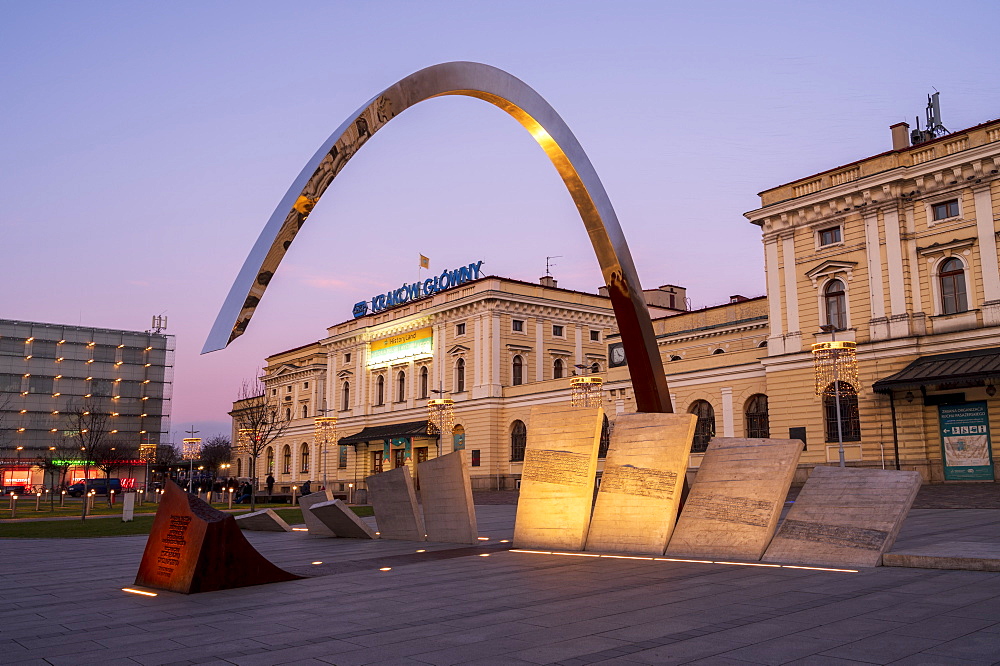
[939,401,995,481]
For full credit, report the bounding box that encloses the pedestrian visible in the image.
[300,479,311,495]
[266,474,275,500]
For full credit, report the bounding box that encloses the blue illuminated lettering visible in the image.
[353,259,486,317]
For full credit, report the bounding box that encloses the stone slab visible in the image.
[762,466,921,568]
[666,437,803,560]
[235,509,292,532]
[883,541,1000,571]
[513,404,603,551]
[298,489,335,537]
[418,450,478,544]
[366,466,425,541]
[310,499,377,539]
[134,480,301,593]
[585,412,696,554]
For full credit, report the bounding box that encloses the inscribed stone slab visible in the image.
[513,404,603,551]
[310,499,376,539]
[762,466,921,567]
[418,450,478,544]
[666,437,803,560]
[585,412,696,555]
[235,509,292,532]
[298,490,335,537]
[135,480,301,594]
[366,466,425,541]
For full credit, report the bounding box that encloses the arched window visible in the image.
[758,340,768,349]
[823,381,861,442]
[266,447,274,472]
[301,404,308,418]
[598,414,611,458]
[510,420,527,461]
[669,355,682,361]
[236,458,242,477]
[824,279,847,331]
[553,358,564,379]
[455,358,466,392]
[285,407,291,421]
[396,370,406,402]
[512,355,523,386]
[282,444,291,474]
[591,362,600,373]
[745,394,770,439]
[375,375,385,405]
[341,381,350,410]
[940,257,968,314]
[300,442,310,473]
[712,348,725,355]
[689,400,715,453]
[419,366,428,398]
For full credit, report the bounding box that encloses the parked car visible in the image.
[67,478,123,497]
[1,485,28,495]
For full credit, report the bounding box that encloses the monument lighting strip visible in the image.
[508,550,858,573]
[121,587,158,597]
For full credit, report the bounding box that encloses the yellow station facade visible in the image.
[234,114,1000,492]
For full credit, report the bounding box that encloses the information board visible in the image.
[939,401,995,481]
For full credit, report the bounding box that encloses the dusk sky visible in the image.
[3,1,999,442]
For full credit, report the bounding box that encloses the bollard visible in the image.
[292,486,298,507]
[60,490,66,507]
[109,489,115,506]
[35,492,41,511]
[11,495,17,519]
[228,488,233,510]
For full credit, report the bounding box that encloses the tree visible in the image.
[200,435,232,474]
[66,399,114,519]
[92,439,138,504]
[34,441,80,496]
[231,376,289,511]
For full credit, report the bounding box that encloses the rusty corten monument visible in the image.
[134,480,301,594]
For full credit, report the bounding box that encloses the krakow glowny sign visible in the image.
[353,260,485,318]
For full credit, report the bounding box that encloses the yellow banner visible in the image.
[370,327,433,352]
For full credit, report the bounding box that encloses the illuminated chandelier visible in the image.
[811,341,859,396]
[138,445,157,464]
[181,438,201,461]
[313,416,338,446]
[236,428,252,454]
[570,376,604,407]
[427,398,455,436]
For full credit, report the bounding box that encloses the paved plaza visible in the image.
[3,505,1000,665]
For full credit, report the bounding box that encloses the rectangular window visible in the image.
[933,199,960,221]
[818,227,841,246]
[456,323,466,336]
[345,353,351,363]
[303,382,309,389]
[512,319,524,332]
[287,385,292,393]
[552,325,564,337]
[590,330,600,342]
[471,449,481,467]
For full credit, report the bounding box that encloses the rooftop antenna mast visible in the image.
[911,90,949,145]
[150,314,168,334]
[545,255,562,276]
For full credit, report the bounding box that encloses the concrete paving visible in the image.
[2,506,1000,665]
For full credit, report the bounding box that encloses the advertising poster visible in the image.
[453,432,466,451]
[939,401,995,481]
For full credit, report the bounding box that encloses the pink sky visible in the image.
[3,1,999,441]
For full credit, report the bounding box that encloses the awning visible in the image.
[338,420,430,445]
[872,347,1000,394]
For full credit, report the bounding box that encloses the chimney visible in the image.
[539,276,557,288]
[729,295,750,303]
[598,286,610,297]
[890,122,910,151]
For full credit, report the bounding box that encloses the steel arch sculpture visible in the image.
[203,62,672,414]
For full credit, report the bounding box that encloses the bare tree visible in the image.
[35,441,81,497]
[231,376,289,511]
[92,439,138,505]
[66,399,114,519]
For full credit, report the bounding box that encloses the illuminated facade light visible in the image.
[24,355,32,360]
[142,396,149,400]
[19,409,26,414]
[87,342,95,347]
[17,427,25,432]
[111,412,119,417]
[110,429,118,434]
[25,337,34,343]
[23,373,30,378]
[142,379,150,384]
[118,344,125,348]
[115,361,123,366]
[113,395,121,400]
[54,375,62,379]
[141,413,148,417]
[51,410,59,415]
[144,363,151,367]
[86,359,94,364]
[52,392,60,397]
[85,376,92,381]
[56,357,64,361]
[57,339,65,344]
[83,393,92,398]
[145,346,152,351]
[50,428,58,432]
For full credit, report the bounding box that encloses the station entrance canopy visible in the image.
[873,347,1000,394]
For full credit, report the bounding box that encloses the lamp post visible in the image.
[313,414,337,492]
[182,432,201,493]
[813,326,859,468]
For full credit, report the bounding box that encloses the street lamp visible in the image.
[812,326,860,468]
[313,415,337,492]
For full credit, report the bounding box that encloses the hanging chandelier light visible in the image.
[236,428,252,454]
[811,341,859,396]
[570,376,604,408]
[313,416,338,446]
[427,398,455,436]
